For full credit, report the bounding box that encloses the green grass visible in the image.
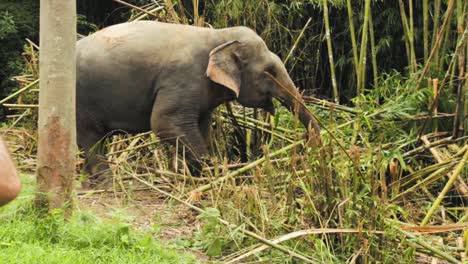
[0,175,199,264]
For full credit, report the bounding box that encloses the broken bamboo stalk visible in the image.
[0,79,39,105]
[421,135,468,198]
[420,146,468,226]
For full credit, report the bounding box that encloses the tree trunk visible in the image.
[36,0,77,216]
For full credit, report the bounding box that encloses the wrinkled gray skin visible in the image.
[77,21,319,176]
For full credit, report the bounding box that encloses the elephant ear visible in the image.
[206,41,242,97]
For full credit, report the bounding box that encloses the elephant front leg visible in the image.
[151,110,209,175]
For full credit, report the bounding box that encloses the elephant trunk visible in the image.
[272,74,322,142]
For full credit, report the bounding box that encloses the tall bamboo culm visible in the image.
[358,0,371,95]
[322,0,339,103]
[423,0,429,62]
[346,0,359,89]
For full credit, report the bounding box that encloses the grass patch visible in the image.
[0,175,199,264]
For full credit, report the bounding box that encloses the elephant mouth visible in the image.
[263,97,275,115]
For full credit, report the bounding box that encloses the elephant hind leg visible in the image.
[77,118,110,184]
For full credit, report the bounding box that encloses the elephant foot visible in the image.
[171,152,210,177]
[81,156,113,189]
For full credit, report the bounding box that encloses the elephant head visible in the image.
[207,27,321,138]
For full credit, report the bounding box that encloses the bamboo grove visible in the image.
[0,0,466,263]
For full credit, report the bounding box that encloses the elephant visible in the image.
[76,21,320,177]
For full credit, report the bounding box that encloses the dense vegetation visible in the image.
[0,0,466,263]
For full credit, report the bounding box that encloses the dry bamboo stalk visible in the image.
[110,140,160,155]
[433,79,439,133]
[3,104,38,108]
[112,0,161,19]
[457,236,466,261]
[393,229,460,264]
[302,96,360,114]
[191,140,304,194]
[225,228,384,264]
[132,6,165,21]
[203,157,293,171]
[163,0,181,23]
[219,116,295,143]
[223,111,296,134]
[108,131,153,146]
[421,146,468,226]
[392,163,456,201]
[421,136,468,199]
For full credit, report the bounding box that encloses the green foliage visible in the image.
[0,0,39,99]
[194,208,225,257]
[0,11,17,39]
[0,175,199,264]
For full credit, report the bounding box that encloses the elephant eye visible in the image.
[264,65,277,77]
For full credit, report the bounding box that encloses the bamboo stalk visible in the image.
[284,18,312,65]
[111,0,161,19]
[418,27,468,136]
[192,0,200,26]
[3,104,38,108]
[423,0,429,62]
[346,0,359,85]
[358,0,371,95]
[322,0,339,103]
[368,11,378,88]
[0,79,39,105]
[397,0,413,73]
[408,0,417,72]
[302,96,360,114]
[433,79,439,132]
[163,0,181,23]
[415,0,456,91]
[132,6,165,21]
[110,140,160,155]
[191,140,304,194]
[421,135,468,198]
[432,0,442,70]
[453,1,467,138]
[421,146,468,226]
[226,228,384,264]
[397,229,460,264]
[108,131,153,146]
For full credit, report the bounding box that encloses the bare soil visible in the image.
[77,186,207,261]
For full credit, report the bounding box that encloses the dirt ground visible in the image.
[76,187,207,261]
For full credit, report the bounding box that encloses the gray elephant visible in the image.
[76,21,320,176]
